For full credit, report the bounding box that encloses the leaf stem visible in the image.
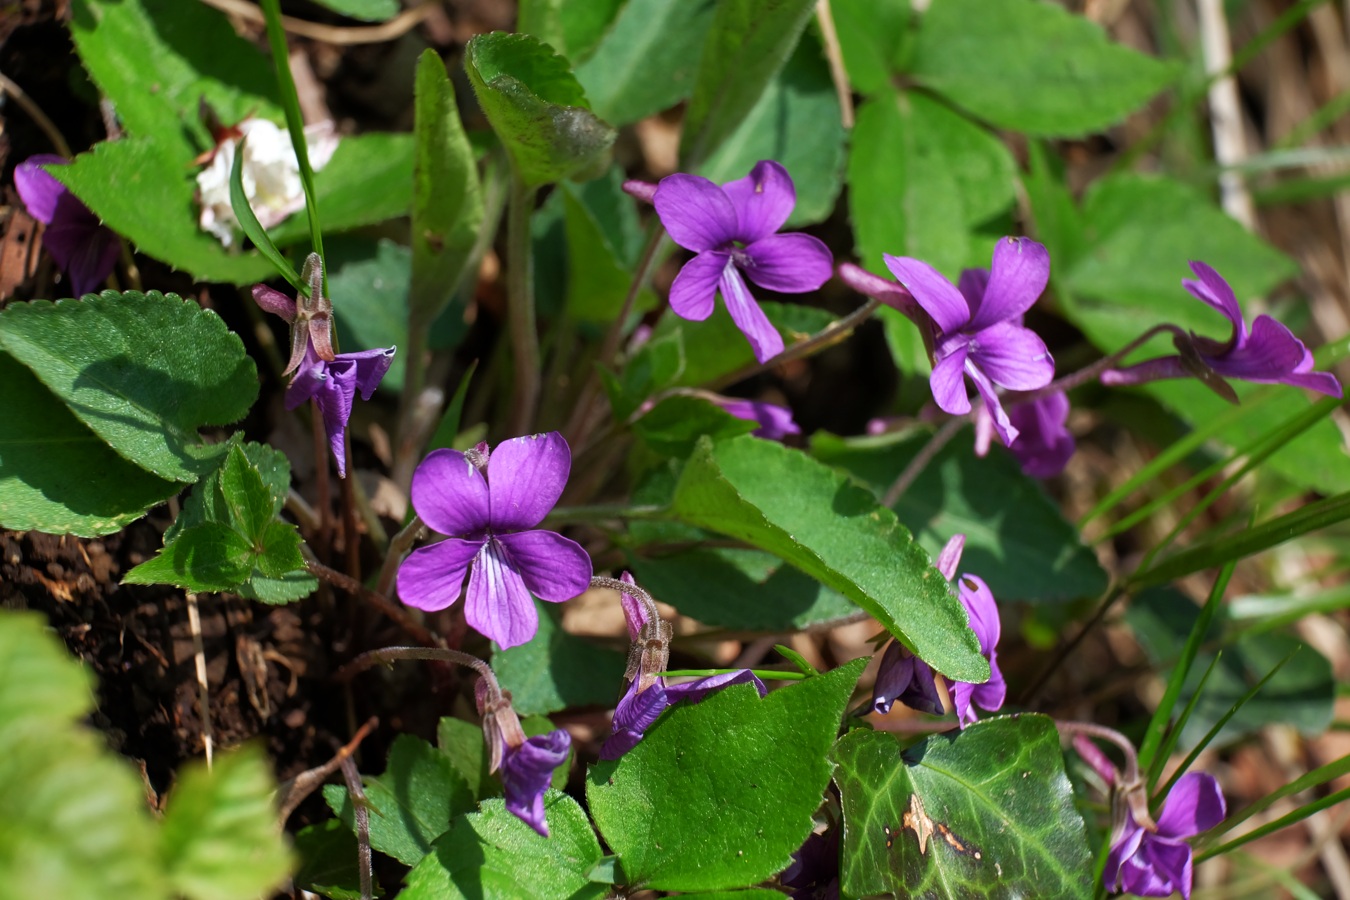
[881,416,965,507]
[506,179,541,435]
[707,298,882,393]
[305,558,439,648]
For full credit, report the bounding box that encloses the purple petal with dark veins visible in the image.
[496,530,592,603]
[969,321,1055,391]
[930,346,973,415]
[653,173,739,252]
[721,160,796,242]
[1183,261,1245,340]
[720,265,783,363]
[466,537,539,648]
[600,679,670,760]
[966,237,1049,332]
[936,535,965,581]
[956,267,990,310]
[1156,772,1226,839]
[884,255,971,335]
[486,432,571,531]
[714,398,801,441]
[410,447,491,537]
[958,573,1000,652]
[965,361,1018,447]
[741,233,833,293]
[663,669,768,704]
[14,154,68,223]
[44,209,120,297]
[344,347,396,400]
[396,538,481,612]
[1008,391,1075,478]
[871,642,944,716]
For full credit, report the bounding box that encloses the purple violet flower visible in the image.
[1006,390,1075,478]
[653,160,833,364]
[884,238,1056,446]
[600,669,768,759]
[500,729,572,837]
[1102,262,1342,399]
[712,397,801,441]
[396,434,593,649]
[781,829,841,900]
[870,641,944,717]
[253,283,394,478]
[1105,772,1226,900]
[14,154,120,297]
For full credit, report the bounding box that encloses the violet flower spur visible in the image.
[396,434,593,649]
[711,397,801,441]
[653,160,833,363]
[884,238,1056,446]
[15,155,120,297]
[1101,261,1342,399]
[1105,772,1225,900]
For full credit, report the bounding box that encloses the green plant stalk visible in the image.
[1198,784,1350,862]
[1146,651,1221,794]
[506,179,540,435]
[259,0,324,289]
[1137,563,1232,778]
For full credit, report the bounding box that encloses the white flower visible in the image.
[196,118,339,247]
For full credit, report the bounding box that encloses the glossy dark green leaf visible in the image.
[679,0,819,169]
[0,352,181,537]
[909,0,1176,136]
[811,431,1107,603]
[492,601,627,715]
[401,793,606,900]
[575,0,716,125]
[588,660,867,891]
[220,444,273,541]
[0,291,257,482]
[323,734,475,866]
[465,32,616,188]
[832,715,1093,898]
[672,436,986,681]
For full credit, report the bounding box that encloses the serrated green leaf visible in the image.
[588,660,866,891]
[465,32,616,188]
[402,793,606,900]
[574,0,716,126]
[306,0,399,21]
[671,436,987,681]
[220,444,273,541]
[810,431,1107,603]
[159,744,293,900]
[166,440,290,542]
[493,601,627,716]
[236,569,319,604]
[0,352,181,537]
[411,50,484,335]
[323,734,475,866]
[0,611,165,899]
[699,31,846,228]
[0,292,257,482]
[123,522,255,591]
[254,520,306,578]
[627,546,857,631]
[832,715,1093,898]
[909,0,1176,136]
[679,0,819,169]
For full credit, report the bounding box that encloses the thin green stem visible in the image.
[306,558,439,648]
[707,299,882,393]
[881,416,965,508]
[506,179,540,435]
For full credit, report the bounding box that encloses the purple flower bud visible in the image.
[501,729,571,837]
[1105,772,1225,900]
[15,155,121,297]
[710,396,801,441]
[870,641,944,717]
[600,670,768,760]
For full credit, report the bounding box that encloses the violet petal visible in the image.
[969,321,1055,391]
[720,265,784,363]
[1183,261,1245,340]
[664,669,768,704]
[600,679,670,760]
[343,347,396,400]
[496,529,592,603]
[486,432,571,532]
[935,534,965,581]
[721,160,796,242]
[502,729,571,837]
[466,537,538,649]
[45,216,120,297]
[715,398,800,441]
[1155,772,1226,839]
[653,173,739,252]
[410,448,492,537]
[741,232,833,293]
[956,267,990,310]
[966,237,1049,332]
[884,254,971,335]
[395,538,481,612]
[669,251,729,322]
[957,573,1000,652]
[1008,391,1075,478]
[965,360,1018,447]
[929,346,973,416]
[14,154,68,223]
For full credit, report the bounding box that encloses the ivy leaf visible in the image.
[671,436,987,682]
[0,291,257,483]
[832,715,1093,898]
[323,734,475,866]
[0,352,180,537]
[909,0,1177,137]
[159,745,293,900]
[588,660,866,891]
[402,793,606,900]
[465,32,616,188]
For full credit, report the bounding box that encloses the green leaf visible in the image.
[328,239,411,391]
[679,0,819,169]
[1125,588,1335,745]
[654,301,836,388]
[411,50,485,334]
[165,439,290,541]
[492,601,627,716]
[402,793,606,900]
[574,0,717,126]
[560,168,656,322]
[558,0,626,62]
[909,0,1176,136]
[465,32,616,188]
[671,436,986,681]
[305,0,399,21]
[220,444,274,541]
[588,660,866,891]
[159,744,293,900]
[627,546,857,630]
[810,431,1107,603]
[0,610,165,898]
[435,716,569,804]
[699,31,847,227]
[604,330,685,422]
[1061,173,1349,494]
[323,734,475,866]
[254,519,306,578]
[832,715,1093,898]
[0,291,257,482]
[0,352,181,536]
[294,819,378,900]
[123,522,256,592]
[231,132,304,292]
[632,395,757,457]
[830,0,912,95]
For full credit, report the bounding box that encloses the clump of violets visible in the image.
[14,155,120,297]
[477,678,571,836]
[397,433,593,649]
[597,573,767,759]
[650,160,833,364]
[1102,261,1342,399]
[884,238,1056,446]
[252,254,394,477]
[870,535,1004,727]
